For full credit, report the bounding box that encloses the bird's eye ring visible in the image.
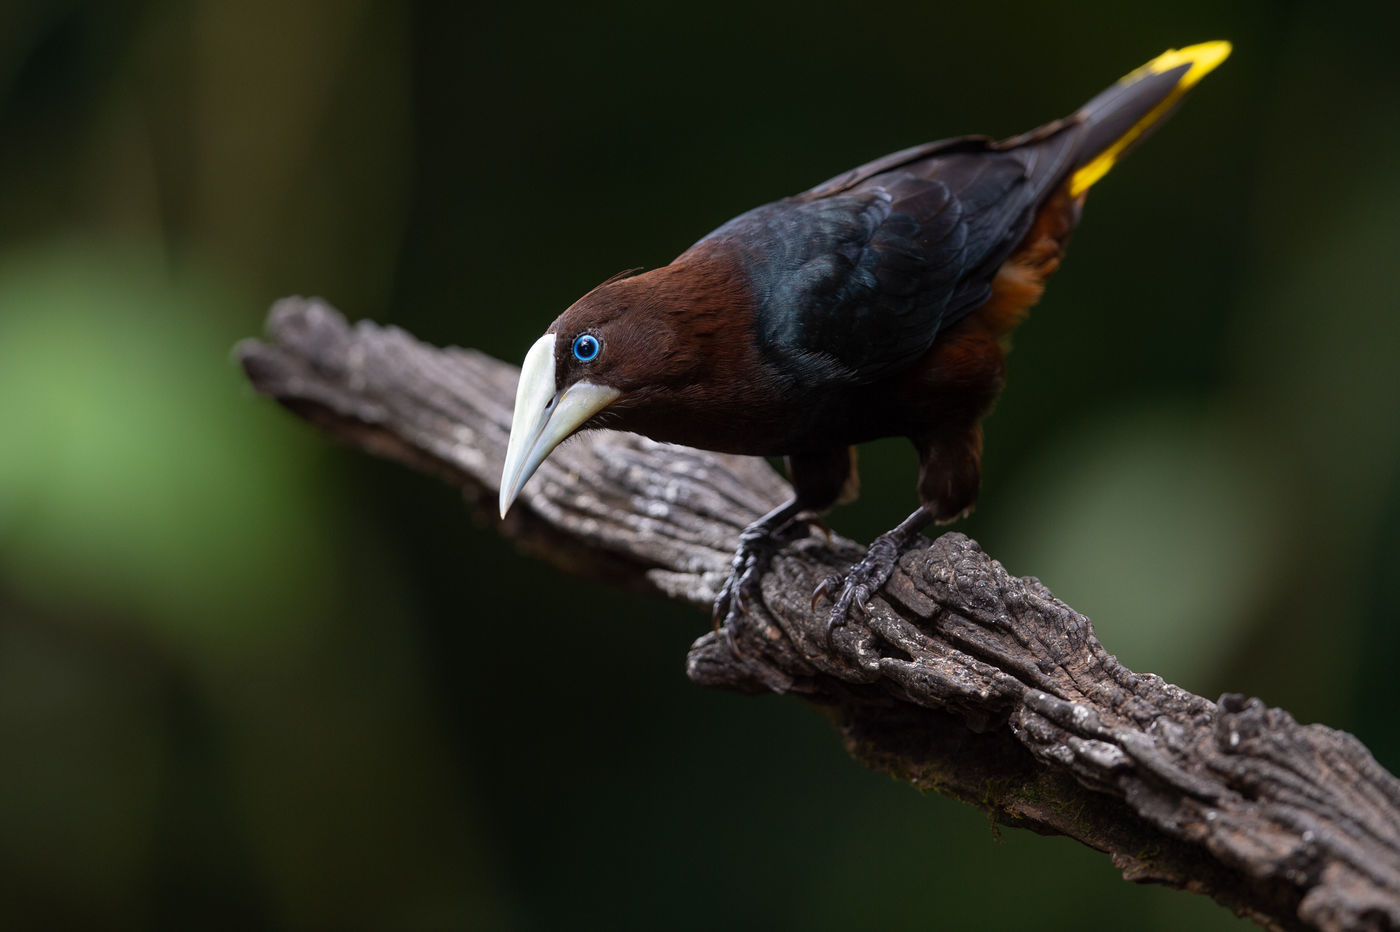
[572,333,600,362]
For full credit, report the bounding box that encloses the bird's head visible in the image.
[498,271,684,518]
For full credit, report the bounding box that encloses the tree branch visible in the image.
[236,297,1400,932]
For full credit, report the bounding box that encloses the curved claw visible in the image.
[711,587,729,631]
[823,584,868,649]
[712,568,736,629]
[735,575,754,613]
[811,575,840,612]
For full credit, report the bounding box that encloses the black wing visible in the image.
[692,132,1079,386]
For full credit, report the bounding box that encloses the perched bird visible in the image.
[499,42,1231,640]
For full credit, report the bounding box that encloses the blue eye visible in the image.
[572,333,600,362]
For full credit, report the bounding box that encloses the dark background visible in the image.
[2,1,1397,928]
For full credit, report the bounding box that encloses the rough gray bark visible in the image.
[237,297,1400,932]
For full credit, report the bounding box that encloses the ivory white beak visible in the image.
[499,333,620,517]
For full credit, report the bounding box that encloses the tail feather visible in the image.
[1067,41,1232,196]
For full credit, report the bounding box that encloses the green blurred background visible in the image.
[2,1,1397,929]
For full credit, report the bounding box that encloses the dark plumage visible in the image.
[500,43,1231,639]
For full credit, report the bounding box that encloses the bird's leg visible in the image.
[814,505,933,642]
[712,498,807,629]
[713,447,856,640]
[816,425,982,644]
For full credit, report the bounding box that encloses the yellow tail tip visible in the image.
[1068,40,1233,197]
[1129,40,1233,91]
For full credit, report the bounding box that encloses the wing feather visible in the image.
[691,139,1069,385]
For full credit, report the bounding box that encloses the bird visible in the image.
[498,42,1231,643]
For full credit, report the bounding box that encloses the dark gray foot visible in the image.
[712,525,779,630]
[812,531,905,646]
[713,516,812,654]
